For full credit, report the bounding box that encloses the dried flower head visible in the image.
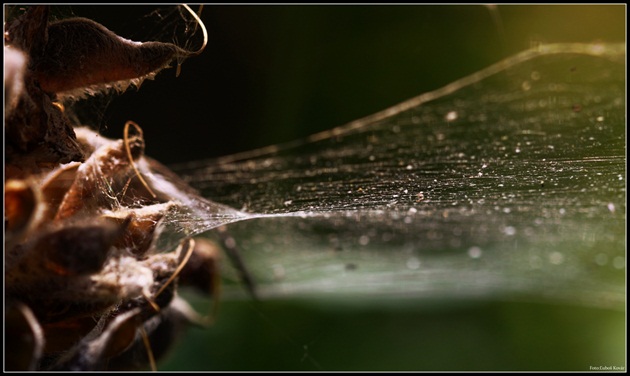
[4,5,226,371]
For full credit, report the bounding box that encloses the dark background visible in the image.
[38,4,625,164]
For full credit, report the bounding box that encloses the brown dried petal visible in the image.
[39,161,81,222]
[40,219,130,276]
[4,179,38,234]
[106,211,164,257]
[179,237,221,297]
[35,19,183,94]
[5,218,130,300]
[48,308,142,371]
[55,137,146,220]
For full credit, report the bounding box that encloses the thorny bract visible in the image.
[4,5,227,371]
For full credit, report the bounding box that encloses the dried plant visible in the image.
[4,5,226,371]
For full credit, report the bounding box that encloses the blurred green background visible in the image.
[26,4,626,371]
[157,296,624,371]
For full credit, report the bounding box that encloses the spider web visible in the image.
[160,43,625,310]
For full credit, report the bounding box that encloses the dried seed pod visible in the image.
[3,5,237,371]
